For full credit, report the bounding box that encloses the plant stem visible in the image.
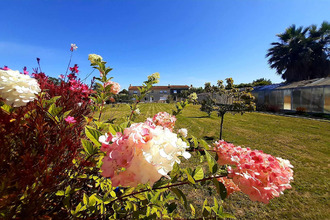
[111,174,226,204]
[220,113,224,140]
[65,51,73,79]
[82,69,96,82]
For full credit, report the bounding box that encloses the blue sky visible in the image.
[1,0,329,90]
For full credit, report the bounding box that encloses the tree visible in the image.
[252,78,272,86]
[266,21,330,83]
[200,78,255,139]
[188,92,198,104]
[119,89,129,94]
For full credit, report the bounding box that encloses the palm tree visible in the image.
[266,22,330,83]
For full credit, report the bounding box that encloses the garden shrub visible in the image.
[0,67,92,218]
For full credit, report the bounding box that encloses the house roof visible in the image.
[275,77,330,89]
[252,77,330,92]
[129,85,189,90]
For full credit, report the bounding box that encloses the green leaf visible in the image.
[0,103,13,114]
[152,179,170,189]
[150,191,161,203]
[200,139,210,150]
[190,204,196,217]
[110,191,116,197]
[202,199,210,217]
[48,96,61,104]
[212,178,227,200]
[63,110,72,119]
[221,213,236,219]
[205,150,218,174]
[83,193,89,205]
[56,190,65,196]
[120,121,129,129]
[191,135,198,148]
[100,202,105,214]
[85,126,101,147]
[108,124,117,135]
[81,139,98,156]
[184,170,196,184]
[193,166,204,181]
[48,103,62,117]
[170,188,187,207]
[65,185,71,196]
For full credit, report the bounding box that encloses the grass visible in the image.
[102,103,330,219]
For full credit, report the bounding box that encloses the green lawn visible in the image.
[102,103,330,219]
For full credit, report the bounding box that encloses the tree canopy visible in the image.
[267,21,330,83]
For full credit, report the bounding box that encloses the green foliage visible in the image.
[200,96,215,117]
[188,92,198,104]
[252,78,272,86]
[267,21,330,82]
[200,78,256,139]
[172,100,189,116]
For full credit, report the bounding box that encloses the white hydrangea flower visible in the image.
[134,108,140,115]
[70,43,78,51]
[142,126,191,177]
[147,72,160,84]
[178,128,188,138]
[0,69,41,107]
[88,54,103,64]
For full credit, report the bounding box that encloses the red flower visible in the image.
[69,64,79,74]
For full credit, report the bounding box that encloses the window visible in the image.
[133,91,138,94]
[173,90,177,94]
[151,90,154,93]
[160,91,163,94]
[164,90,167,94]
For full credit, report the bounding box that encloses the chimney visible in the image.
[168,84,170,88]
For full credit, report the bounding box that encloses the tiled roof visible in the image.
[129,85,189,90]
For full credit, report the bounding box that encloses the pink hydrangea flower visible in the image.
[104,81,120,94]
[65,116,76,124]
[217,177,241,197]
[99,118,190,187]
[214,140,294,204]
[152,112,176,131]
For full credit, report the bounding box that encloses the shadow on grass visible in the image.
[203,136,215,141]
[186,116,209,118]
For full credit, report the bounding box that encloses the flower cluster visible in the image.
[70,43,78,51]
[152,112,177,131]
[88,54,103,64]
[178,128,188,138]
[69,64,79,74]
[0,68,41,107]
[99,112,190,187]
[147,72,160,84]
[214,140,294,203]
[104,80,120,95]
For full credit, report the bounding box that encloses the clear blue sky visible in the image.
[1,0,329,90]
